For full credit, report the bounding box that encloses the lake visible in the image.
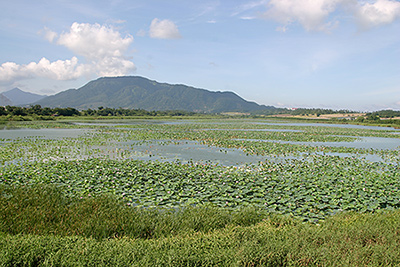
[1,120,399,166]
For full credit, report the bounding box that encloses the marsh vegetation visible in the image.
[1,117,399,265]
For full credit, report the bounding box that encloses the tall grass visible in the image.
[1,185,400,266]
[0,185,277,239]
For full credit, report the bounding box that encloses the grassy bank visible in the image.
[1,185,400,266]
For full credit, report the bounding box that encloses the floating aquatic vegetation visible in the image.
[1,119,399,221]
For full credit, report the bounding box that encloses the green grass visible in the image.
[0,185,276,240]
[1,185,400,266]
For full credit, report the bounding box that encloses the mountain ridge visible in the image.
[1,88,47,106]
[35,76,275,113]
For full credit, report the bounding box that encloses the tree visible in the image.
[10,106,27,116]
[0,106,7,116]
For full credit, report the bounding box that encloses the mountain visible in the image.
[0,93,12,106]
[1,88,47,106]
[35,76,275,113]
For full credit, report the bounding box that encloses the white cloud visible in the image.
[57,22,135,76]
[25,57,85,80]
[0,57,81,80]
[108,19,127,24]
[40,27,58,43]
[356,0,400,29]
[232,0,269,17]
[136,29,147,37]
[261,0,400,32]
[149,18,182,39]
[0,22,136,84]
[240,16,256,20]
[0,62,29,82]
[262,0,345,32]
[0,57,85,85]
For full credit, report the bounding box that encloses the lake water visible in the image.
[72,120,400,131]
[234,136,400,150]
[125,140,268,166]
[0,128,89,140]
[1,121,399,166]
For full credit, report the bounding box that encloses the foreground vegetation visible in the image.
[2,157,400,222]
[1,117,400,265]
[1,185,400,266]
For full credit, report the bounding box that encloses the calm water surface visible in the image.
[0,128,88,140]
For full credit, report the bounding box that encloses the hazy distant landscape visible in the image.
[2,75,400,121]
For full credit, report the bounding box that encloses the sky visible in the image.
[0,0,400,111]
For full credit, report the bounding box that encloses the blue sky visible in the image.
[0,0,399,111]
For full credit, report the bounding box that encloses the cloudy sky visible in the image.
[0,0,399,111]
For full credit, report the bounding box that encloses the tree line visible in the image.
[288,108,354,116]
[0,105,196,118]
[367,110,400,118]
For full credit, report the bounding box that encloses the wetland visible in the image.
[1,118,399,222]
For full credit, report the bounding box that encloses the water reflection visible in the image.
[0,128,89,140]
[126,140,267,166]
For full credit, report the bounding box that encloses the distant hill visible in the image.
[0,93,12,106]
[1,88,47,106]
[35,76,275,113]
